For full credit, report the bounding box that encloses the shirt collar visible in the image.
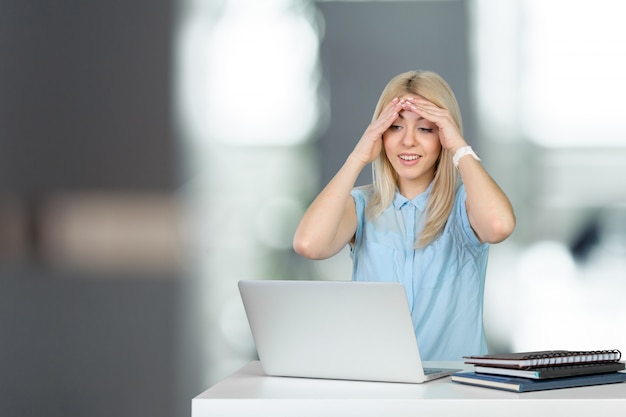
[392,181,433,211]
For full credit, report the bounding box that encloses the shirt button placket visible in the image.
[403,203,416,312]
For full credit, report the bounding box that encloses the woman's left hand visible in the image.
[401,97,466,153]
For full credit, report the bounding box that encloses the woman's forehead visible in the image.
[399,93,422,100]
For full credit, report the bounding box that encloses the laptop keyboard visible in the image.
[424,368,450,375]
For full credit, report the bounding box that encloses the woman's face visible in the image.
[382,96,442,197]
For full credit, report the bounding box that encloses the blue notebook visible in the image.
[451,371,626,392]
[474,361,626,379]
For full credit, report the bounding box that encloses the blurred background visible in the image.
[2,0,626,416]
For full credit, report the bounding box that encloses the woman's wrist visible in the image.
[452,146,481,168]
[448,141,468,155]
[346,153,371,171]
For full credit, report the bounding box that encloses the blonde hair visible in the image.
[367,70,462,247]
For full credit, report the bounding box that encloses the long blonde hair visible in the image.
[366,70,462,247]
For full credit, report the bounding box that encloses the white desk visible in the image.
[192,361,626,417]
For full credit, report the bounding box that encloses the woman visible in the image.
[293,70,516,360]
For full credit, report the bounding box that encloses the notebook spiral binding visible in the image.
[527,349,621,363]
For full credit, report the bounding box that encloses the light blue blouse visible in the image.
[350,183,489,361]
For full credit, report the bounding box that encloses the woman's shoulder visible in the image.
[454,182,467,203]
[351,184,375,200]
[351,185,375,218]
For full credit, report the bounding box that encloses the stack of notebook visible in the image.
[451,349,626,392]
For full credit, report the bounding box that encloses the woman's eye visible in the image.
[418,127,434,133]
[389,125,402,131]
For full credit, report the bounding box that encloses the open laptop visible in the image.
[238,279,461,383]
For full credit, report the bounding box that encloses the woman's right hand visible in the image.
[349,97,402,166]
[294,98,402,260]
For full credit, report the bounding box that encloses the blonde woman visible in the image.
[293,70,515,360]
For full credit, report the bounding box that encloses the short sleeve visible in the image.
[350,188,366,258]
[454,184,485,247]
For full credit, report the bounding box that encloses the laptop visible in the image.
[238,279,461,383]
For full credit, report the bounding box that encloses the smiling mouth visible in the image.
[399,154,420,161]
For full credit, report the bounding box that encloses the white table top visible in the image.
[192,361,626,417]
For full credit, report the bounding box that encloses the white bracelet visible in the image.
[452,146,480,168]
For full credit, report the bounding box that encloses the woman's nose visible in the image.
[401,129,418,146]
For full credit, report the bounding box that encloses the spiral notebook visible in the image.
[463,349,622,369]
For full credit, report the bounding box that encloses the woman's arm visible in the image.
[292,157,361,260]
[403,98,516,243]
[293,98,404,259]
[455,149,516,244]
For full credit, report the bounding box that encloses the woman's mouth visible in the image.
[399,154,421,164]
